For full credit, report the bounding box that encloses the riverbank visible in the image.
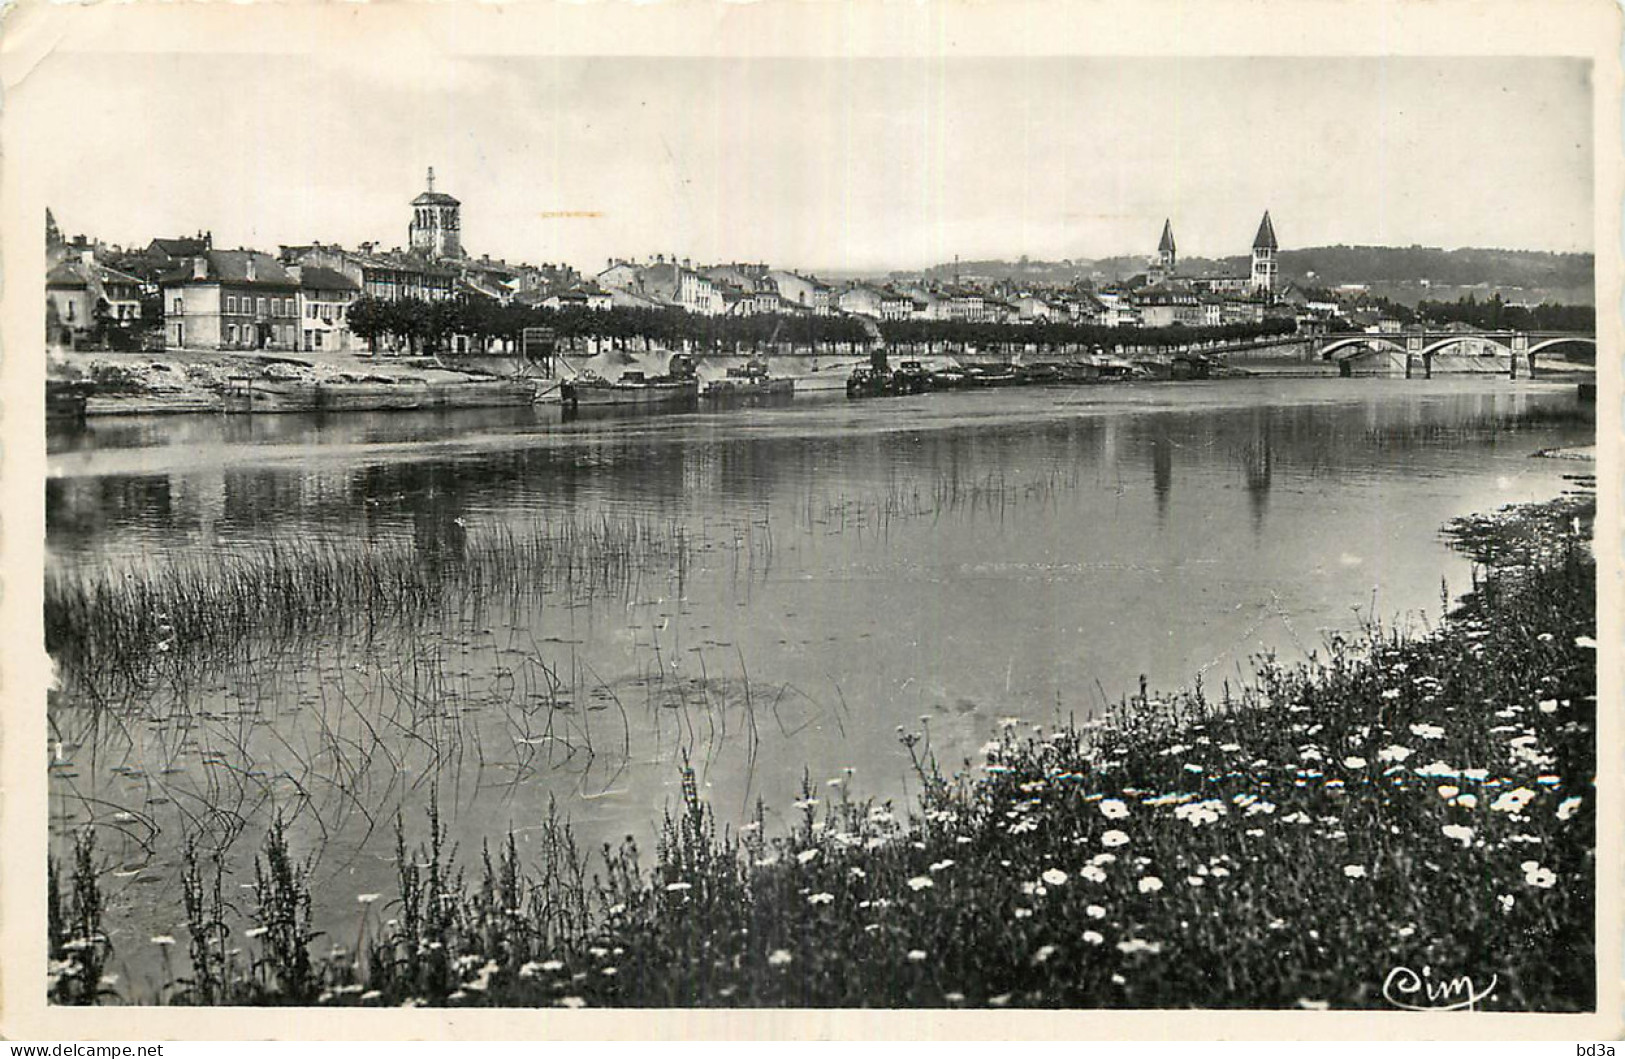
[50,490,1596,1009]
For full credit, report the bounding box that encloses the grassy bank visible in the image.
[50,493,1596,1009]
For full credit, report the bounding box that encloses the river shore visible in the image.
[49,489,1596,1009]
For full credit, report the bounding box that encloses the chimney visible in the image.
[79,249,95,267]
[192,256,208,280]
[245,255,257,282]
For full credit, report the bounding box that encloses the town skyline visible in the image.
[24,55,1593,274]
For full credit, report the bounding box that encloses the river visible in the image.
[44,376,1593,991]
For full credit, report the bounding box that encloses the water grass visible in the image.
[62,492,1596,1009]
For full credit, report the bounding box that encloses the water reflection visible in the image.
[45,379,1594,989]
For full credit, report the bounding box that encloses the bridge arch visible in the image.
[1318,336,1407,362]
[1419,335,1512,358]
[1527,336,1597,357]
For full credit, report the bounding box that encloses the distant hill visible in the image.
[910,246,1595,305]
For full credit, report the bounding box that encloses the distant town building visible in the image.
[289,265,360,353]
[283,245,457,304]
[1149,219,1177,285]
[1251,210,1279,294]
[161,249,301,351]
[46,251,145,346]
[409,167,462,260]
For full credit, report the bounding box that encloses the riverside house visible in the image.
[289,265,360,353]
[161,249,301,352]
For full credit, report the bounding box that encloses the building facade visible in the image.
[162,250,302,351]
[1251,211,1279,294]
[291,265,360,353]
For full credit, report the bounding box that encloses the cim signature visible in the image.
[1383,966,1499,1011]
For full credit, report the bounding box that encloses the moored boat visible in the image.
[562,353,700,409]
[702,359,795,398]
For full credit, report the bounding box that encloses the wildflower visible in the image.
[1441,824,1474,847]
[1186,876,1205,887]
[1377,745,1413,763]
[1079,865,1108,884]
[796,849,820,864]
[356,893,381,905]
[1343,756,1367,770]
[1297,999,1330,1011]
[361,990,381,1002]
[1137,876,1164,893]
[245,926,269,939]
[1557,796,1583,821]
[945,992,965,1004]
[1522,862,1557,889]
[1100,829,1130,848]
[808,892,834,906]
[1099,798,1130,820]
[1342,865,1368,879]
[1575,636,1597,649]
[149,934,176,946]
[989,993,1012,1007]
[929,859,955,873]
[665,881,693,892]
[1491,788,1537,814]
[1538,699,1559,714]
[1457,794,1479,808]
[1041,868,1068,887]
[1497,894,1515,914]
[1081,930,1104,946]
[1381,689,1401,700]
[1409,723,1445,740]
[556,996,587,1009]
[1116,938,1163,955]
[907,949,928,962]
[1415,760,1459,779]
[1034,944,1057,964]
[906,876,934,892]
[1013,908,1033,919]
[767,948,793,967]
[1086,904,1106,919]
[1090,853,1118,866]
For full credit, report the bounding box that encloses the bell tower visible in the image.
[1250,210,1278,294]
[409,166,463,260]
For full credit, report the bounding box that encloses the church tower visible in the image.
[1153,219,1177,281]
[409,167,463,260]
[1250,210,1278,294]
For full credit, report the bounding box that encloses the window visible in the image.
[66,301,76,321]
[312,331,323,350]
[173,297,183,315]
[227,324,237,344]
[225,296,235,313]
[257,297,267,317]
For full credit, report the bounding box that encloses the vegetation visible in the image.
[52,494,1596,1009]
[1415,294,1595,334]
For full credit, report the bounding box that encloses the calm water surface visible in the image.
[45,377,1592,987]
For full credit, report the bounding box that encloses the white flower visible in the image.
[1437,785,1460,800]
[1086,904,1106,919]
[1343,756,1367,770]
[796,849,820,864]
[556,996,587,1009]
[150,935,176,946]
[1377,745,1413,763]
[1079,865,1108,883]
[1523,864,1557,889]
[1456,793,1479,809]
[1297,998,1330,1011]
[768,949,793,967]
[906,949,928,962]
[1034,944,1057,964]
[1491,787,1537,814]
[1041,868,1068,887]
[1538,699,1559,714]
[1343,865,1368,879]
[1497,894,1515,914]
[929,859,955,873]
[1137,876,1164,893]
[1381,689,1402,700]
[1557,796,1583,821]
[1100,829,1130,848]
[1099,798,1130,820]
[1082,930,1104,946]
[1441,824,1474,847]
[356,893,382,905]
[807,892,834,906]
[1409,723,1445,740]
[1575,635,1597,649]
[906,876,934,892]
[665,881,692,892]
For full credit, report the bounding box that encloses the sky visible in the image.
[21,54,1594,274]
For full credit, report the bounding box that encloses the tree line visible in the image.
[1415,293,1595,333]
[341,294,1300,357]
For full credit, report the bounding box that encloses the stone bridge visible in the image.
[1313,331,1596,379]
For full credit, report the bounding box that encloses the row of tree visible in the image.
[342,294,1301,357]
[1414,293,1595,333]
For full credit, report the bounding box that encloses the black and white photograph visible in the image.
[1,0,1618,1038]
